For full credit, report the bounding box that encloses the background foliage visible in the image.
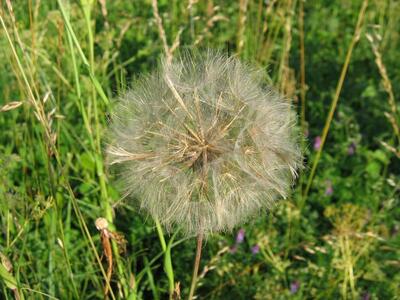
[0,0,399,299]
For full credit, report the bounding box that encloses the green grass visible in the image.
[0,0,399,299]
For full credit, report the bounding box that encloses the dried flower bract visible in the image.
[106,50,302,236]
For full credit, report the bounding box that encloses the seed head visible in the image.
[106,51,302,236]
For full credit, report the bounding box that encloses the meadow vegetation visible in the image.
[0,0,399,299]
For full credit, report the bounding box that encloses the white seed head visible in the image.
[106,50,302,236]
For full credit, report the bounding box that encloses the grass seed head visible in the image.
[106,50,302,236]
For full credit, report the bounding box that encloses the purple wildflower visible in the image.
[325,180,333,196]
[251,244,260,254]
[313,136,322,151]
[347,142,356,155]
[290,281,300,294]
[362,292,370,300]
[236,228,245,244]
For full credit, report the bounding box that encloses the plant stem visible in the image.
[302,0,368,203]
[298,0,307,198]
[188,233,203,300]
[155,219,175,299]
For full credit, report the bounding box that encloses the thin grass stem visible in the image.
[298,0,306,150]
[302,0,369,203]
[155,219,175,299]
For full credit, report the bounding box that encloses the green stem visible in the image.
[155,219,175,299]
[302,0,368,204]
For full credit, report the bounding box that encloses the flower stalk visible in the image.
[188,233,204,300]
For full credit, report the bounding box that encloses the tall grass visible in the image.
[0,0,399,299]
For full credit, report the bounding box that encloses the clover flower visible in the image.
[106,50,302,236]
[290,281,300,294]
[236,229,245,244]
[251,244,260,255]
[313,136,322,151]
[347,142,356,155]
[325,180,333,196]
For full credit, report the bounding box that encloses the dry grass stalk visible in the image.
[95,218,127,297]
[99,0,110,29]
[172,282,181,300]
[0,101,23,112]
[237,0,249,54]
[257,0,278,62]
[194,11,227,46]
[198,246,230,281]
[1,2,58,156]
[278,0,294,94]
[151,0,182,64]
[366,32,400,155]
[303,0,369,199]
[366,33,397,116]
